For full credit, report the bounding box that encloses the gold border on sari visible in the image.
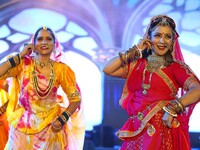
[117,100,168,139]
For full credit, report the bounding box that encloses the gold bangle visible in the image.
[13,55,19,64]
[60,115,67,122]
[0,106,5,115]
[119,52,126,67]
[135,45,142,58]
[176,99,185,112]
[65,110,72,117]
[6,60,12,68]
[163,106,178,117]
[52,122,62,130]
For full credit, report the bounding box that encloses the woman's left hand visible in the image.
[162,112,174,128]
[51,119,63,133]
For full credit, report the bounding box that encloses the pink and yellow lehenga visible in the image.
[0,56,85,150]
[117,58,199,150]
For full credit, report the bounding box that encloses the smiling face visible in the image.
[34,29,55,56]
[150,25,173,56]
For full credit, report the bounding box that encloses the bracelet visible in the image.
[163,106,178,117]
[170,99,185,114]
[8,57,16,68]
[6,60,12,68]
[65,110,72,116]
[125,48,135,62]
[119,52,126,67]
[176,99,185,112]
[62,111,69,121]
[60,115,67,122]
[135,46,142,58]
[16,53,21,63]
[57,116,65,126]
[0,106,6,115]
[52,122,62,130]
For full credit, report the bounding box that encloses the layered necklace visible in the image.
[32,59,54,98]
[142,55,166,95]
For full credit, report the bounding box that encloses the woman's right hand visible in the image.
[137,38,152,51]
[20,43,35,58]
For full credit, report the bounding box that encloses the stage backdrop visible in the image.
[0,0,200,134]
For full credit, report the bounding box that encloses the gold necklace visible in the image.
[141,55,165,95]
[146,55,165,72]
[32,59,54,98]
[35,58,51,68]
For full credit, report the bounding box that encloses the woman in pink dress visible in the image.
[103,15,200,150]
[0,26,85,150]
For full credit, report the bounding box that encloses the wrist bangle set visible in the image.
[6,53,21,69]
[119,45,142,67]
[56,110,71,126]
[53,110,71,130]
[163,99,185,117]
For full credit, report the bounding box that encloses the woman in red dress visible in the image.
[103,15,200,150]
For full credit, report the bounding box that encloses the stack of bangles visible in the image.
[119,45,142,67]
[52,111,72,130]
[163,99,185,117]
[6,53,21,69]
[0,105,6,115]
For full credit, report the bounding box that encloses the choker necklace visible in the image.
[35,58,51,68]
[142,55,166,95]
[146,55,166,72]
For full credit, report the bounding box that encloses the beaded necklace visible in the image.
[141,55,165,95]
[32,59,54,98]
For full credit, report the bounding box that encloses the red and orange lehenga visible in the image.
[117,15,200,150]
[0,56,85,150]
[0,81,9,150]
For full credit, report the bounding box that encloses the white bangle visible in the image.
[136,46,142,58]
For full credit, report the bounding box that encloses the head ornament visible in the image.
[43,26,47,30]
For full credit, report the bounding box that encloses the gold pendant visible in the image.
[40,62,45,68]
[142,83,150,95]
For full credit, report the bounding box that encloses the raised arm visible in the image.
[103,40,150,78]
[103,55,126,78]
[0,54,21,77]
[0,43,34,77]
